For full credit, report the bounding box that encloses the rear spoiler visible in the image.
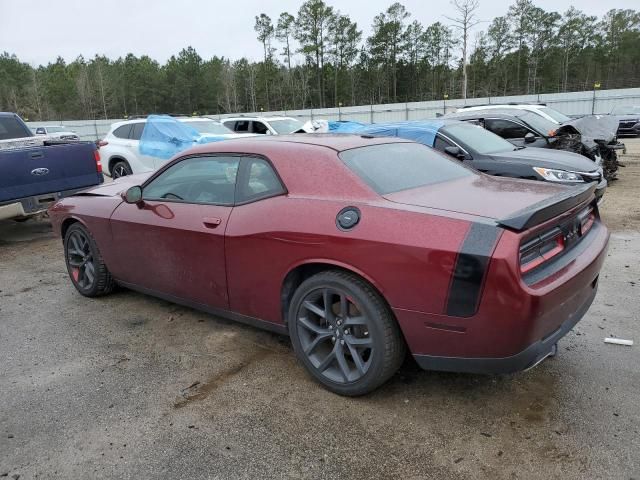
[497,183,596,231]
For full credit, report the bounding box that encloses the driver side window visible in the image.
[143,156,240,205]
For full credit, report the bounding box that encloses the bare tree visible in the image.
[445,0,480,99]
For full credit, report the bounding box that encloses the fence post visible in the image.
[310,108,314,121]
[592,82,600,114]
[370,104,374,123]
[93,119,99,140]
[405,102,409,120]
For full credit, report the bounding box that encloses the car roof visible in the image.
[109,116,221,130]
[446,109,525,120]
[221,116,299,122]
[187,133,412,155]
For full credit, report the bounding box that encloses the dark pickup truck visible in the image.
[0,112,104,221]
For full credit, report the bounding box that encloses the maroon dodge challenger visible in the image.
[49,135,609,396]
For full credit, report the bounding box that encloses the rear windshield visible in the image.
[0,116,31,140]
[441,122,516,155]
[339,143,473,195]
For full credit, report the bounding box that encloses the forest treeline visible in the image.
[1,0,639,120]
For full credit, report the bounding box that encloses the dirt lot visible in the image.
[1,141,639,479]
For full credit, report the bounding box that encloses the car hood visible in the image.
[490,147,598,172]
[76,173,153,197]
[384,174,572,222]
[559,115,618,147]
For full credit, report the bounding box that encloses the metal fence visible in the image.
[26,87,640,141]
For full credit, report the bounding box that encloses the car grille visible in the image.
[619,120,638,129]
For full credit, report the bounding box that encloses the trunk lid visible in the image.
[383,174,595,230]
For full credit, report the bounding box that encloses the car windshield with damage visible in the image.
[182,120,233,135]
[441,122,516,155]
[269,119,303,134]
[339,142,474,194]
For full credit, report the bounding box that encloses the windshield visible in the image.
[339,143,473,195]
[611,106,640,115]
[517,111,558,136]
[441,123,516,155]
[269,119,303,134]
[537,107,571,124]
[182,120,232,135]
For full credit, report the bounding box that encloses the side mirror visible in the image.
[444,146,466,160]
[524,132,536,144]
[123,186,143,205]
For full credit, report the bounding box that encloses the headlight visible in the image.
[533,167,584,183]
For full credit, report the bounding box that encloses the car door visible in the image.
[483,118,546,148]
[108,155,240,308]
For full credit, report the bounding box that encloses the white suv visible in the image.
[101,117,249,178]
[221,116,305,135]
[456,103,572,125]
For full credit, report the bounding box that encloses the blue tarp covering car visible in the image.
[139,115,226,160]
[324,120,446,147]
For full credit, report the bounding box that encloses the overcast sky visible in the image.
[1,0,637,66]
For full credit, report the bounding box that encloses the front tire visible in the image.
[64,223,115,297]
[111,160,132,178]
[288,271,406,396]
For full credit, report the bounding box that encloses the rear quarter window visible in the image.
[0,116,31,140]
[339,143,473,195]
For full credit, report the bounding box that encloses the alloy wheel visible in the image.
[112,164,128,178]
[66,230,96,290]
[296,287,374,383]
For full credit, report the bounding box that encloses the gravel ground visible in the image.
[1,140,639,479]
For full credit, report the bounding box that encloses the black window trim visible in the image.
[139,152,287,207]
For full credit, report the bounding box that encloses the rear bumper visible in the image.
[413,281,597,374]
[0,186,95,220]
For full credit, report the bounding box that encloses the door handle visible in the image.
[203,217,222,228]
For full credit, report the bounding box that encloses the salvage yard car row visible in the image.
[0,102,624,395]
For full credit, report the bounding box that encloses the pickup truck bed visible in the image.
[0,112,104,220]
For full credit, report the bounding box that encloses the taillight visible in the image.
[94,150,103,173]
[520,228,565,274]
[97,140,108,148]
[579,207,595,236]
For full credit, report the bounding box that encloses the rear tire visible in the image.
[288,270,405,396]
[64,223,115,297]
[111,160,132,178]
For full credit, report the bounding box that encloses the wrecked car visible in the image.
[446,105,624,181]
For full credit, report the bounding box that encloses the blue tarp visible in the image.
[327,121,368,133]
[326,120,446,147]
[139,115,226,160]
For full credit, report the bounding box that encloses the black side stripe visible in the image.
[446,223,501,318]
